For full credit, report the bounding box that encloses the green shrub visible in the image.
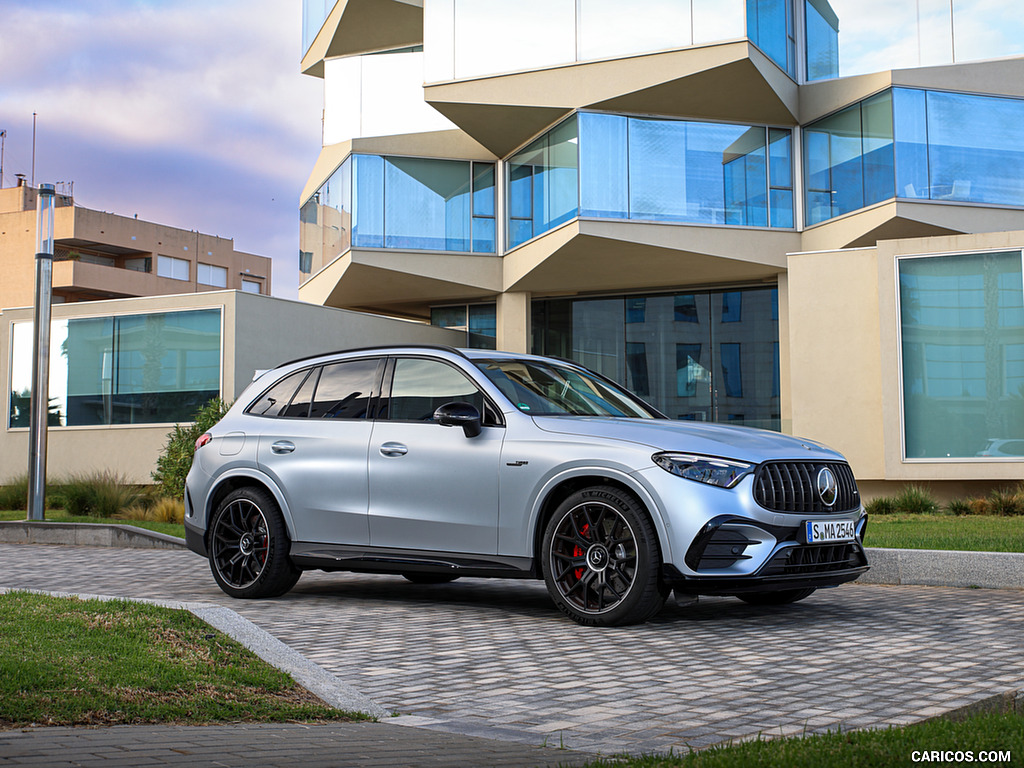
[865,485,939,515]
[151,398,230,500]
[58,471,146,518]
[986,485,1024,516]
[0,474,29,511]
[864,496,897,515]
[892,485,940,515]
[945,498,972,515]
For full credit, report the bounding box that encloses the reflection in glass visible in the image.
[747,0,795,76]
[532,288,780,429]
[9,309,222,428]
[578,112,792,229]
[899,251,1024,458]
[507,117,580,248]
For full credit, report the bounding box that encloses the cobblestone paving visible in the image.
[2,543,1023,755]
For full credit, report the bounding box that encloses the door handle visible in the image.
[379,442,408,457]
[271,440,295,454]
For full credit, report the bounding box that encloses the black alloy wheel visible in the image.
[542,485,668,626]
[208,487,300,599]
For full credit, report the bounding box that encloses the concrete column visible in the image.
[496,291,531,353]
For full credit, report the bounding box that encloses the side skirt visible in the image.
[289,541,537,580]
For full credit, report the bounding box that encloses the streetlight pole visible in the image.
[27,184,55,521]
[0,129,6,189]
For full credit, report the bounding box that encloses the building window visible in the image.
[804,0,839,81]
[9,309,222,428]
[241,279,261,294]
[302,155,496,258]
[157,255,190,281]
[747,0,796,77]
[804,90,894,225]
[578,112,793,229]
[430,304,497,349]
[533,287,780,429]
[507,116,580,249]
[197,263,228,288]
[898,250,1024,459]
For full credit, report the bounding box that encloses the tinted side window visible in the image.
[281,368,319,418]
[309,359,379,419]
[387,358,484,421]
[247,370,309,417]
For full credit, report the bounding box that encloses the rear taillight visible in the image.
[195,433,212,451]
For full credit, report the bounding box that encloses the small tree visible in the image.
[152,398,230,499]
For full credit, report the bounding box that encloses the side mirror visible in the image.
[434,401,482,438]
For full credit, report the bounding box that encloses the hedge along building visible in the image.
[297,0,1024,499]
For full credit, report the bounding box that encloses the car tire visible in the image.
[402,573,460,584]
[541,485,668,626]
[737,588,816,605]
[208,487,300,599]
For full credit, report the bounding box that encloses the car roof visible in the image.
[274,344,575,370]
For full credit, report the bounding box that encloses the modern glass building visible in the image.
[299,0,1024,496]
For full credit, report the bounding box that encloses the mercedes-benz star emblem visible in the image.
[816,467,838,507]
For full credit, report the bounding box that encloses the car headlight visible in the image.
[652,453,754,489]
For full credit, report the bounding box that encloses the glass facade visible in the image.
[9,309,222,428]
[578,112,793,230]
[532,287,780,429]
[429,304,497,349]
[806,88,1024,225]
[302,0,334,54]
[899,251,1024,459]
[747,0,796,77]
[507,117,580,248]
[426,0,753,82]
[805,0,1024,82]
[300,155,496,276]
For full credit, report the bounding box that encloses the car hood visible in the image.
[530,416,846,463]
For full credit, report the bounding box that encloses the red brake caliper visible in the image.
[573,523,590,580]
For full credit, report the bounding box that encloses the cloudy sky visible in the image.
[0,0,322,296]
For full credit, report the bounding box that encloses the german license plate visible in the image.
[804,519,856,544]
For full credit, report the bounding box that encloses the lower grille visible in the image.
[761,543,866,577]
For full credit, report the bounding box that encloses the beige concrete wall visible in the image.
[787,247,886,480]
[1,292,463,484]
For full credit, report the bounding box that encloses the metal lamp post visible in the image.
[27,184,56,520]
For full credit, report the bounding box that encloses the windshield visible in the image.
[474,359,662,418]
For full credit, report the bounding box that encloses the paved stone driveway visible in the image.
[2,542,1023,755]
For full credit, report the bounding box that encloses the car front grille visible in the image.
[760,542,867,577]
[753,461,860,514]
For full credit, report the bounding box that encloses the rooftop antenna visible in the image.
[0,129,6,189]
[31,113,37,188]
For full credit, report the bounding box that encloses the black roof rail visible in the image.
[275,343,468,370]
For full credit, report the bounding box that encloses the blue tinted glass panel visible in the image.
[506,116,579,248]
[468,304,497,349]
[579,112,628,218]
[383,157,470,251]
[768,129,792,188]
[893,88,929,199]
[676,344,704,397]
[862,91,895,205]
[472,163,495,217]
[746,0,794,76]
[900,251,1024,458]
[805,0,838,81]
[628,118,688,221]
[721,292,743,322]
[509,218,533,248]
[926,91,1024,207]
[675,295,699,323]
[770,189,794,227]
[626,341,650,395]
[352,154,384,248]
[626,297,646,324]
[472,216,495,253]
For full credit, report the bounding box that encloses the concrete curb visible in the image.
[0,587,389,720]
[861,547,1024,590]
[0,520,186,549]
[1,523,1022,591]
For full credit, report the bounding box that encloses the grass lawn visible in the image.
[579,711,1024,768]
[0,510,185,539]
[0,591,366,728]
[864,513,1024,553]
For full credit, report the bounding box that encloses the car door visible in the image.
[254,357,382,545]
[367,356,503,554]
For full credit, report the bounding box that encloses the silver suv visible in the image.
[184,345,868,626]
